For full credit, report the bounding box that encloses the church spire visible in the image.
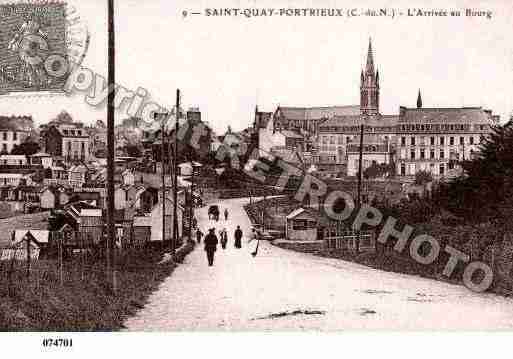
[417,89,423,108]
[360,37,379,116]
[365,37,374,74]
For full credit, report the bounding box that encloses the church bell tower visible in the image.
[360,38,380,116]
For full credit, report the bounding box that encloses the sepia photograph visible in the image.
[0,0,512,357]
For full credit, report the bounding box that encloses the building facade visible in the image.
[312,38,497,178]
[43,123,90,162]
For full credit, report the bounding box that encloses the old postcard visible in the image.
[0,0,512,357]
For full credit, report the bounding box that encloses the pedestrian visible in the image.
[204,228,218,266]
[220,228,227,249]
[196,228,203,244]
[224,208,229,221]
[234,225,243,249]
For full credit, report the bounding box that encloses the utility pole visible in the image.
[356,123,364,253]
[106,0,116,291]
[357,124,364,207]
[160,112,167,246]
[172,89,180,255]
[189,159,195,242]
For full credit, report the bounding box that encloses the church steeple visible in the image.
[416,89,423,108]
[360,38,380,116]
[365,38,375,75]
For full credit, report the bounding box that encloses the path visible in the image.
[124,197,513,330]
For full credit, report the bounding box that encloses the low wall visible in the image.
[273,240,324,254]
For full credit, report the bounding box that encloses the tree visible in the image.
[441,120,513,223]
[414,170,433,186]
[11,140,39,156]
[51,110,73,124]
[363,162,394,179]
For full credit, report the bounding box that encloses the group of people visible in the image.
[195,225,244,266]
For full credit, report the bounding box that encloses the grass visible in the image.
[0,240,196,331]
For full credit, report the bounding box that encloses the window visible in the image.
[337,136,343,144]
[81,142,85,153]
[346,136,351,143]
[460,137,464,145]
[400,163,406,176]
[13,132,17,141]
[410,150,415,159]
[440,150,445,159]
[440,137,445,146]
[329,136,335,144]
[439,163,445,175]
[401,137,406,146]
[420,149,425,159]
[470,137,474,145]
[430,137,435,146]
[292,219,308,230]
[430,150,435,159]
[2,144,6,152]
[449,137,454,146]
[2,132,6,141]
[411,137,416,146]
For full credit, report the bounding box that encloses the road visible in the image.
[124,197,513,330]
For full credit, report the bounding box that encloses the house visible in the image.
[0,154,27,166]
[68,164,88,187]
[29,152,53,168]
[135,187,159,213]
[0,211,50,247]
[0,230,50,260]
[0,115,33,154]
[65,201,104,243]
[40,187,56,209]
[43,122,91,163]
[0,171,34,187]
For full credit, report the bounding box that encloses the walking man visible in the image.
[224,208,229,221]
[234,225,243,249]
[196,228,203,244]
[204,228,218,266]
[220,228,228,249]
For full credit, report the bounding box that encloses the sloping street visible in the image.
[124,198,513,331]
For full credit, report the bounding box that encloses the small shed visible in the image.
[285,207,323,241]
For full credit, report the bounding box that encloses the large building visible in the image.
[291,38,498,178]
[43,122,91,163]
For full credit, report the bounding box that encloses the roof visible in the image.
[280,130,304,139]
[398,107,494,124]
[14,230,50,244]
[276,105,360,121]
[0,116,33,132]
[30,152,52,158]
[0,211,50,247]
[0,155,27,160]
[319,115,399,129]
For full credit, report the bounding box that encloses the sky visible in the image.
[0,0,512,134]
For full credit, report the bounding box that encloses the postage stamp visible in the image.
[0,1,89,95]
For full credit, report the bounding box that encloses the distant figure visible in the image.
[196,229,203,244]
[224,208,229,221]
[234,225,243,249]
[204,228,218,266]
[219,228,228,249]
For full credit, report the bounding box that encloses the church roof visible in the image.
[319,115,399,129]
[399,107,494,124]
[276,105,360,121]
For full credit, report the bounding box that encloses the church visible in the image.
[255,38,499,179]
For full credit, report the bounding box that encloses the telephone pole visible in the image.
[172,89,180,255]
[357,124,364,207]
[106,0,116,291]
[160,112,167,246]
